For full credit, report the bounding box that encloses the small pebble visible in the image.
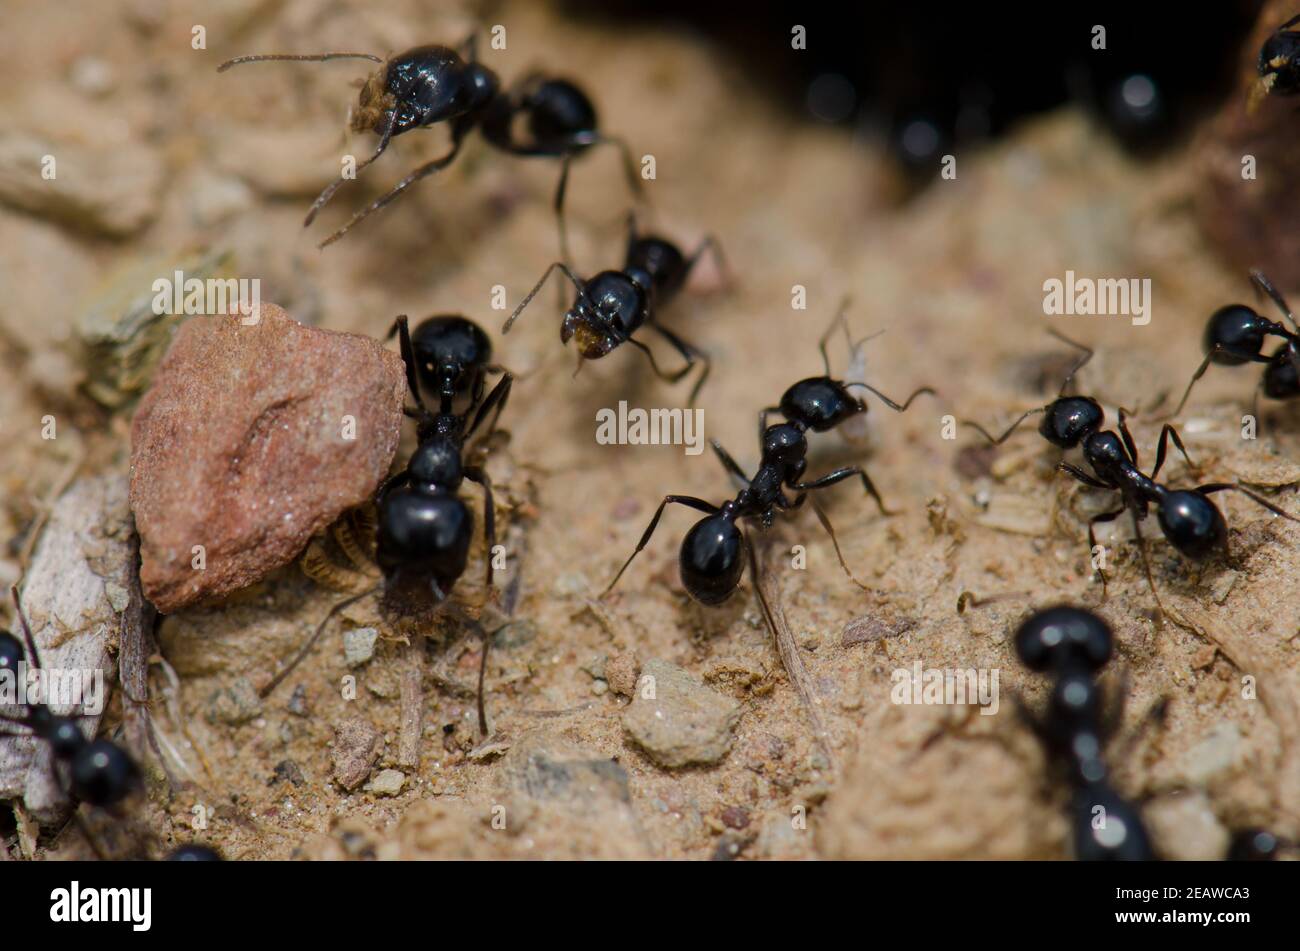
[343,627,379,667]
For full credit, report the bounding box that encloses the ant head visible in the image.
[779,377,866,432]
[1205,304,1274,365]
[679,513,745,605]
[1038,396,1104,448]
[368,46,498,136]
[0,630,21,674]
[1156,490,1226,559]
[563,271,645,358]
[761,423,808,467]
[1263,343,1300,399]
[408,439,463,490]
[69,738,141,808]
[1070,783,1156,860]
[527,78,597,142]
[1014,605,1113,673]
[1259,23,1300,96]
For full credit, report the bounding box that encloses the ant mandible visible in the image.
[1162,269,1299,420]
[218,36,639,252]
[604,303,932,606]
[261,316,512,734]
[0,589,141,851]
[502,213,725,405]
[1014,606,1156,860]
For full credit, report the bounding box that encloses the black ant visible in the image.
[1163,270,1300,420]
[502,213,725,405]
[166,844,224,861]
[603,304,932,605]
[261,316,512,735]
[0,588,141,855]
[1254,14,1300,106]
[218,38,639,252]
[966,330,1298,601]
[1014,605,1156,860]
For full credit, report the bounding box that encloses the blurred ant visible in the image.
[167,844,224,861]
[502,213,725,405]
[218,38,639,252]
[0,588,141,857]
[1014,606,1156,860]
[1253,14,1300,108]
[603,304,931,605]
[262,316,511,734]
[1162,270,1299,420]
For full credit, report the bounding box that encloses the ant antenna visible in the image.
[1045,328,1095,396]
[217,52,383,72]
[10,586,42,671]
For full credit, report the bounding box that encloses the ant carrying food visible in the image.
[261,316,512,735]
[1253,14,1300,106]
[0,588,141,855]
[1162,270,1299,421]
[1014,606,1156,860]
[502,213,725,405]
[218,37,639,251]
[603,303,932,606]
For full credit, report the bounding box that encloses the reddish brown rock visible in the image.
[129,304,405,613]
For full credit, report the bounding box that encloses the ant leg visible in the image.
[10,587,42,671]
[1250,268,1298,332]
[467,373,514,443]
[743,531,780,639]
[963,406,1045,446]
[1161,344,1272,420]
[464,466,496,590]
[552,153,575,271]
[502,262,587,334]
[758,408,779,445]
[387,315,428,413]
[817,296,853,376]
[1149,423,1196,481]
[793,465,892,517]
[304,110,396,226]
[259,587,378,698]
[683,234,733,291]
[845,381,936,412]
[649,323,711,406]
[603,495,719,595]
[318,122,472,248]
[1059,461,1111,490]
[709,439,750,487]
[1117,408,1140,467]
[1130,511,1166,620]
[426,587,491,735]
[808,495,871,591]
[1195,484,1300,522]
[457,31,480,63]
[216,51,382,72]
[1087,507,1126,596]
[1046,328,1094,396]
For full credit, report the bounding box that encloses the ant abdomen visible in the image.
[376,488,474,598]
[679,514,745,604]
[1204,304,1272,365]
[1156,490,1227,559]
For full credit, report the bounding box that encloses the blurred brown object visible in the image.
[1199,1,1300,286]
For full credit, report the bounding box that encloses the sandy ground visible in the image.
[1,1,1298,860]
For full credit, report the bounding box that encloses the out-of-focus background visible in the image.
[2,0,1299,859]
